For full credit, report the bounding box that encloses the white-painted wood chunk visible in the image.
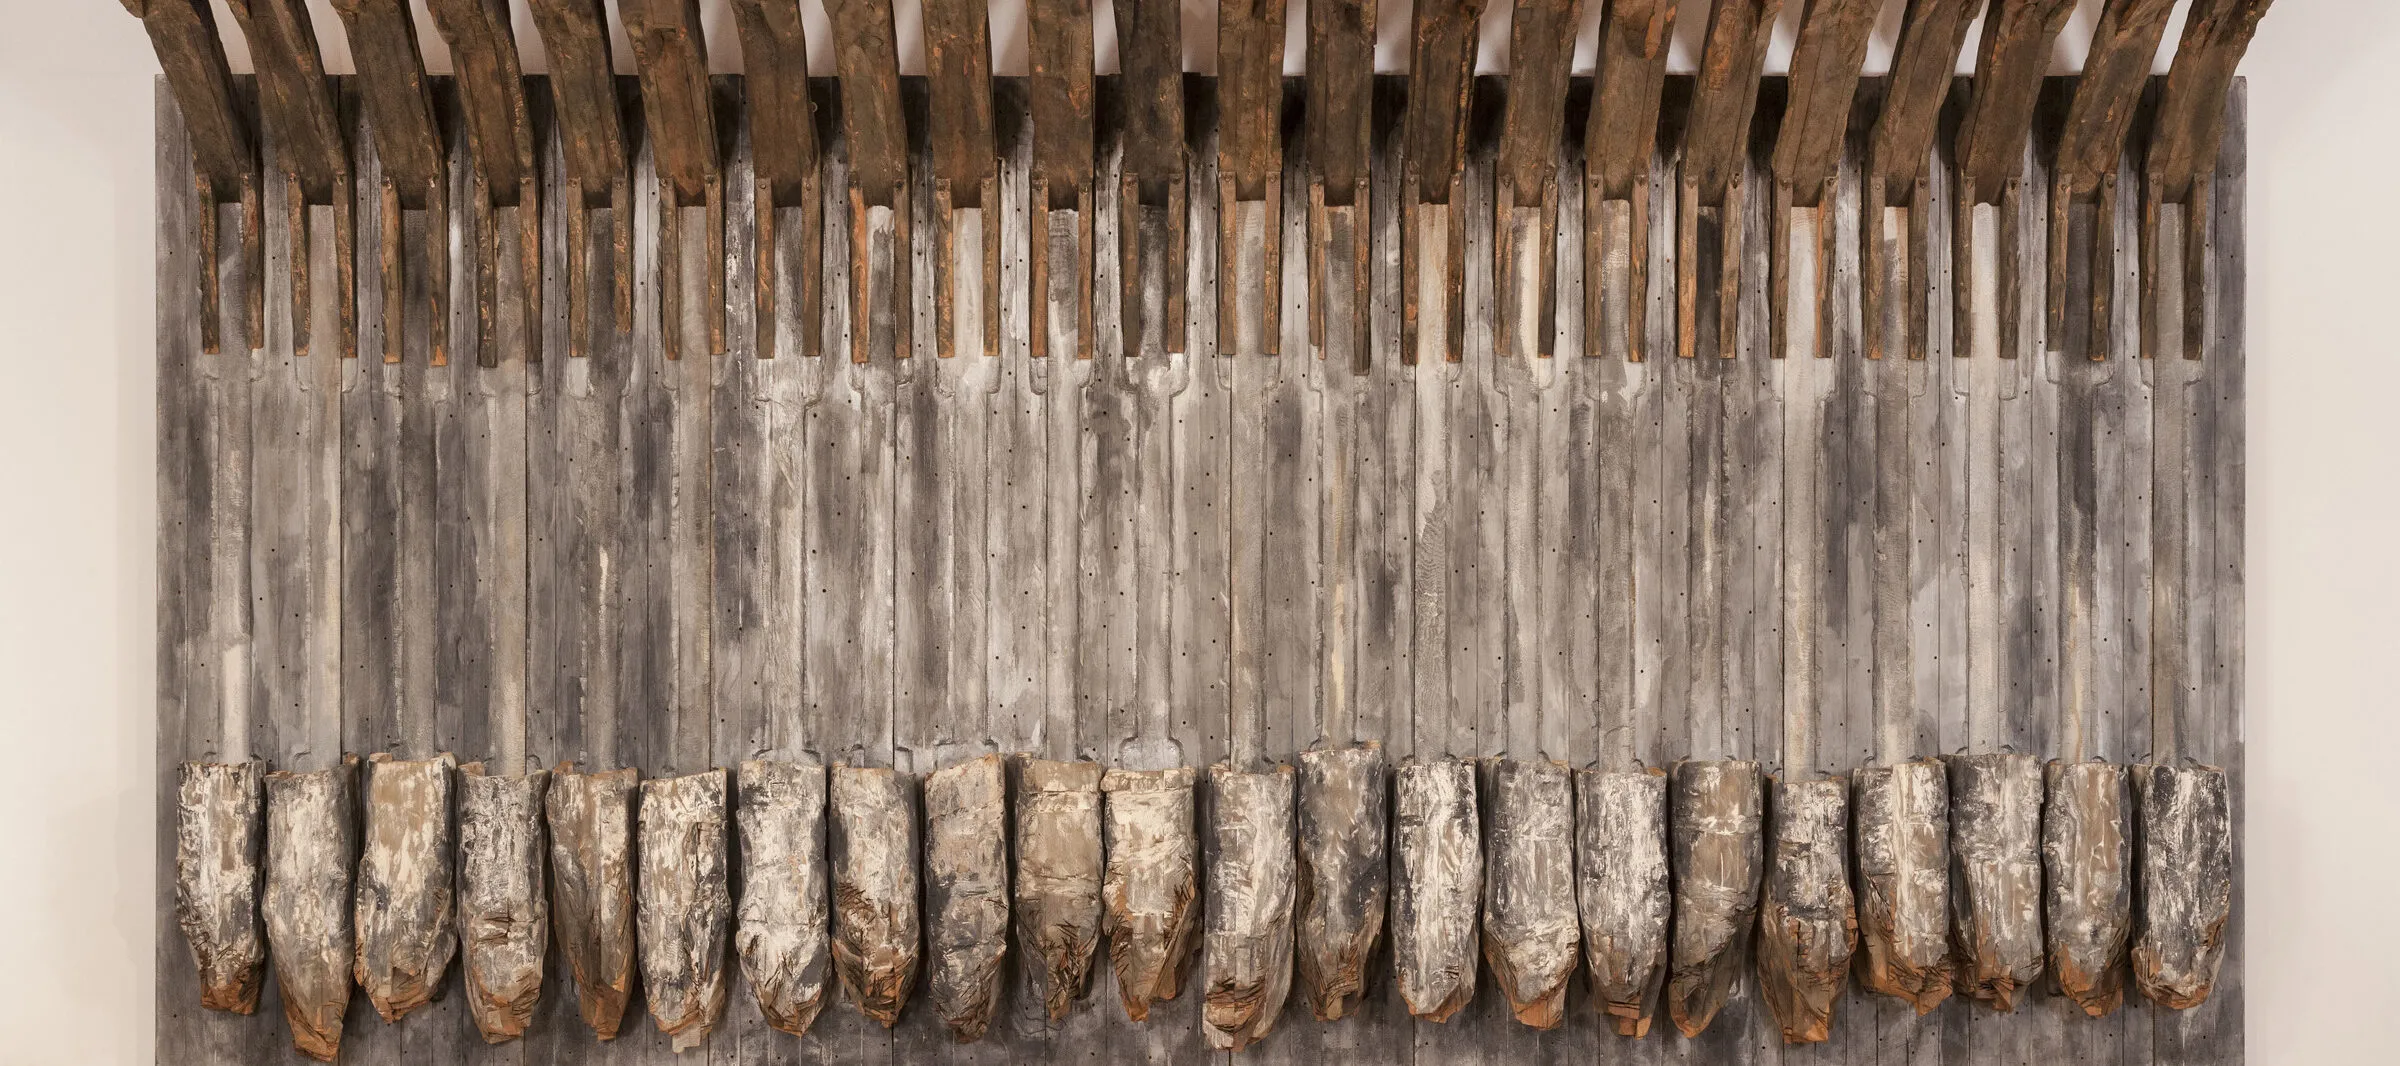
[1574,766,1669,1037]
[637,769,731,1051]
[455,764,549,1043]
[353,753,458,1023]
[830,765,921,1027]
[1852,758,1953,1013]
[545,763,640,1038]
[1757,774,1856,1044]
[1014,758,1104,1022]
[175,760,266,1015]
[733,759,832,1037]
[1392,758,1479,1023]
[1946,752,2046,1010]
[2131,762,2232,1010]
[1294,744,1388,1021]
[1666,759,1762,1038]
[925,754,1011,1041]
[1481,758,1578,1030]
[1100,766,1200,1022]
[2043,759,2133,1017]
[264,756,359,1063]
[1202,764,1297,1051]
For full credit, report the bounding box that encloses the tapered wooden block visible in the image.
[830,765,920,1026]
[174,760,266,1015]
[734,760,832,1036]
[925,755,1011,1041]
[1853,758,1953,1012]
[353,753,457,1023]
[1482,758,1578,1030]
[2045,760,2134,1016]
[545,763,639,1038]
[2131,762,2233,1009]
[1016,759,1104,1021]
[1667,759,1764,1037]
[1102,767,1199,1021]
[1392,758,1479,1022]
[1294,744,1388,1020]
[456,764,549,1043]
[263,757,358,1062]
[1202,764,1297,1050]
[1575,767,1670,1036]
[1948,752,2046,1010]
[1758,775,1856,1044]
[638,769,731,1050]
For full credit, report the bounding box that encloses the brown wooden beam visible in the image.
[1401,0,1485,363]
[123,0,260,354]
[225,0,352,358]
[1952,0,2076,360]
[1863,0,1982,360]
[1678,0,1781,360]
[828,0,912,362]
[729,0,823,358]
[624,0,726,360]
[525,0,632,357]
[1769,0,1880,359]
[1031,0,1095,359]
[1218,0,1287,356]
[2045,0,2174,360]
[427,0,545,365]
[1117,0,1186,355]
[2144,0,2272,360]
[1583,0,1676,362]
[924,0,1001,358]
[333,0,450,365]
[1494,0,1584,360]
[1307,0,1374,370]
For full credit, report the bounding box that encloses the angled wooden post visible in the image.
[1117,0,1186,356]
[1952,0,2077,360]
[1218,0,1287,356]
[226,0,352,358]
[1862,0,1981,360]
[1769,0,1879,360]
[1307,0,1374,370]
[332,0,449,365]
[1583,0,1676,362]
[729,0,823,358]
[427,0,544,365]
[827,0,912,362]
[123,0,260,355]
[1401,0,1485,363]
[1493,0,1584,360]
[2144,0,2272,360]
[525,0,632,358]
[2047,0,2176,360]
[624,0,726,360]
[1031,0,1097,359]
[924,0,1000,358]
[1679,0,1781,359]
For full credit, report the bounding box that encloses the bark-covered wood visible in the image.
[1582,0,1675,360]
[2044,759,2134,1017]
[1400,0,1486,363]
[1852,758,1953,1012]
[636,768,732,1049]
[1666,759,1763,1037]
[924,754,1011,1041]
[1015,758,1104,1021]
[1678,0,1781,360]
[1768,0,1879,358]
[524,0,633,352]
[123,0,259,353]
[1946,751,2046,1009]
[2143,0,2272,359]
[174,760,266,1014]
[1115,0,1186,355]
[830,764,921,1026]
[1574,767,1669,1036]
[455,764,549,1042]
[1215,0,1287,356]
[1293,744,1387,1020]
[544,763,639,1038]
[1757,774,1855,1044]
[1202,764,1297,1051]
[224,0,353,357]
[1101,766,1200,1021]
[425,0,544,362]
[1862,0,1981,360]
[734,759,832,1035]
[728,0,822,358]
[2131,762,2233,1009]
[1392,758,1479,1022]
[353,752,457,1022]
[624,0,726,359]
[1479,758,1578,1029]
[263,757,358,1062]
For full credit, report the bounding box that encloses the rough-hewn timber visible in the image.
[1575,766,1670,1036]
[1201,764,1296,1050]
[925,755,1011,1041]
[1293,744,1388,1020]
[829,765,920,1027]
[2131,763,2233,1009]
[1392,759,1479,1022]
[637,769,731,1050]
[174,760,266,1014]
[1667,759,1764,1037]
[733,760,831,1036]
[455,764,548,1042]
[263,757,357,1062]
[1015,759,1103,1022]
[1948,752,2046,1010]
[1853,758,1953,1012]
[1759,774,1856,1043]
[1479,758,1578,1030]
[353,752,457,1022]
[544,763,638,1038]
[1100,766,1200,1023]
[2045,760,2135,1016]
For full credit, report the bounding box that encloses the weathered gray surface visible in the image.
[174,760,266,1015]
[732,759,831,1036]
[829,765,920,1027]
[1948,752,2046,1010]
[1667,758,1764,1037]
[1760,774,1857,1044]
[1479,758,1577,1030]
[1200,764,1296,1050]
[1101,766,1199,1022]
[2131,763,2233,1010]
[2045,760,2134,1016]
[545,763,638,1039]
[1293,744,1388,1021]
[354,752,458,1023]
[1014,758,1103,1023]
[264,758,358,1062]
[455,764,549,1042]
[925,754,1012,1041]
[1854,757,1954,1013]
[1391,759,1478,1023]
[1574,766,1670,1037]
[637,769,731,1050]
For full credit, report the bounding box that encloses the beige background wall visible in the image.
[0,2,2388,1061]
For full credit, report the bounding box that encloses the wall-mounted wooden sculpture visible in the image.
[1014,760,1104,1021]
[827,0,911,362]
[426,0,544,366]
[1306,0,1375,370]
[1679,0,1780,360]
[454,764,549,1043]
[1292,744,1388,1020]
[1854,759,1953,1011]
[1200,764,1297,1050]
[262,757,357,1062]
[1391,759,1480,1021]
[1863,0,1982,360]
[1029,0,1095,359]
[1116,0,1186,356]
[1576,767,1670,1035]
[732,761,832,1035]
[1493,0,1584,360]
[172,760,266,1014]
[2146,0,2273,359]
[828,765,919,1025]
[1481,759,1578,1029]
[123,0,259,355]
[1583,0,1675,362]
[2049,0,2176,360]
[923,755,1009,1041]
[623,0,725,361]
[330,0,447,365]
[924,0,1000,358]
[1757,774,1853,1042]
[1666,760,1764,1035]
[1401,0,1483,364]
[1218,0,1287,356]
[1954,0,2077,360]
[728,0,822,359]
[1771,0,1879,359]
[1101,767,1199,1020]
[546,764,638,1038]
[524,0,631,359]
[352,753,456,1022]
[225,0,352,359]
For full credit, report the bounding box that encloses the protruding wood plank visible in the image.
[1677,0,1780,360]
[1028,0,1093,358]
[1306,0,1374,368]
[1583,0,1675,361]
[1216,0,1287,356]
[1491,0,1582,359]
[623,0,725,359]
[924,0,1001,358]
[226,0,353,357]
[525,0,633,354]
[2143,0,2272,359]
[828,0,912,362]
[1952,0,2077,362]
[1769,0,1878,358]
[427,0,544,364]
[1116,0,1187,355]
[331,0,450,364]
[1400,0,1484,363]
[729,0,823,358]
[124,0,260,353]
[1863,0,1980,360]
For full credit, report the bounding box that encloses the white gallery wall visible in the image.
[0,1,2391,1062]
